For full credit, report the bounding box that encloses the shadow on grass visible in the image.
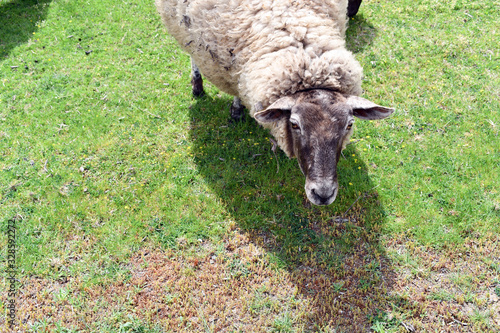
[0,0,52,59]
[174,13,395,332]
[187,92,398,330]
[346,13,377,53]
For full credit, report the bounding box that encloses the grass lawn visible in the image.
[1,0,499,331]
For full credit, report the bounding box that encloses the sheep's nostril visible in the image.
[311,187,334,202]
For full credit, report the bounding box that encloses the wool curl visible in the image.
[156,0,363,155]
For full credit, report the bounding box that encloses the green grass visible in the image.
[1,0,226,280]
[1,0,499,331]
[346,1,500,246]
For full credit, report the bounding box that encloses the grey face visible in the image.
[255,89,394,206]
[289,91,352,205]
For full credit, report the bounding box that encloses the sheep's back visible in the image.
[155,0,350,98]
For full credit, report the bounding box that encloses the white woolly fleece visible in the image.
[156,0,364,155]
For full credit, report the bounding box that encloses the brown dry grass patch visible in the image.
[3,230,499,332]
[383,234,500,332]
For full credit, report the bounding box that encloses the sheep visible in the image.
[155,0,393,205]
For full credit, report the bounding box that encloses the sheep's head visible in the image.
[255,89,394,206]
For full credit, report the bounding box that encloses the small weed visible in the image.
[53,287,70,303]
[369,310,400,333]
[272,312,294,332]
[331,281,345,293]
[427,289,454,302]
[370,321,386,333]
[450,273,474,288]
[54,322,79,333]
[29,318,52,332]
[469,308,493,327]
[463,291,476,304]
[227,258,251,279]
[163,292,178,305]
[249,292,273,315]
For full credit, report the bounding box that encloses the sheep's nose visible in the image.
[306,181,338,206]
[311,187,336,204]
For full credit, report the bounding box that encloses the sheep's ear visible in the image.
[345,95,394,120]
[254,96,296,123]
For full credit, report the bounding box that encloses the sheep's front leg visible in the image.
[230,97,245,121]
[191,59,204,97]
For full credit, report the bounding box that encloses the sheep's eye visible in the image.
[291,122,300,130]
[346,123,353,130]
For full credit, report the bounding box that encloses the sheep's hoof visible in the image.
[230,103,245,122]
[192,88,205,98]
[191,77,205,97]
[231,105,245,122]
